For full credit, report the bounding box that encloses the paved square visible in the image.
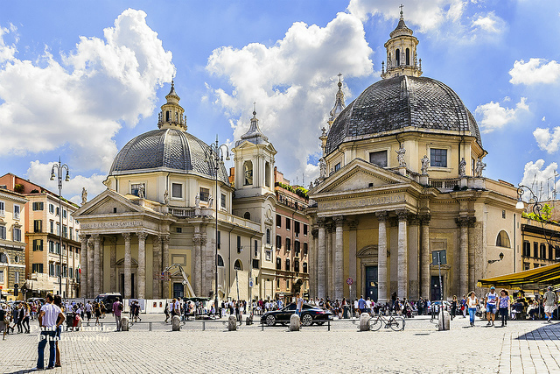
[2,315,560,373]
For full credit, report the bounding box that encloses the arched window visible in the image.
[244,212,251,220]
[217,254,224,267]
[396,49,400,66]
[294,259,300,273]
[166,111,170,122]
[0,252,7,263]
[265,162,271,187]
[303,262,308,273]
[406,48,410,65]
[234,259,242,270]
[243,161,253,186]
[276,258,281,270]
[266,228,271,245]
[175,112,178,122]
[495,230,511,248]
[285,259,290,271]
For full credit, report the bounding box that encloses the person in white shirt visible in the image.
[466,291,478,327]
[35,293,65,370]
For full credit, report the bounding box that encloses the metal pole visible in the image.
[215,136,219,317]
[59,179,63,297]
[438,252,444,330]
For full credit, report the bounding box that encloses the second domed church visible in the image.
[74,10,521,304]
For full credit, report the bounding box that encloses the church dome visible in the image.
[109,128,229,183]
[325,75,482,155]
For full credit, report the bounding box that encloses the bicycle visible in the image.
[369,313,405,331]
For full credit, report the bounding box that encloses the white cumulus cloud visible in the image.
[520,160,560,202]
[206,12,373,182]
[0,23,17,62]
[474,97,529,133]
[0,9,175,172]
[26,160,107,205]
[471,12,505,33]
[509,58,560,85]
[533,127,560,154]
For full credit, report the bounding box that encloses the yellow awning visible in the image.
[478,263,560,290]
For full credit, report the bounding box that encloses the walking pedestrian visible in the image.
[0,303,7,340]
[94,302,101,326]
[467,291,478,327]
[22,303,30,333]
[85,301,92,322]
[295,293,304,325]
[450,296,457,320]
[34,293,65,371]
[485,286,498,327]
[543,286,557,323]
[53,295,64,368]
[498,289,510,327]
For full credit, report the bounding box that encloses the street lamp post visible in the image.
[516,185,544,218]
[207,135,229,316]
[50,158,70,297]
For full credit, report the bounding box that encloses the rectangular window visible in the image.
[32,263,44,273]
[172,183,182,198]
[69,228,73,241]
[69,268,73,279]
[0,201,4,216]
[221,193,226,208]
[303,224,308,236]
[13,227,21,241]
[286,218,291,231]
[63,209,67,219]
[369,150,388,168]
[276,214,282,227]
[295,240,300,254]
[294,261,299,273]
[276,258,281,270]
[252,259,259,269]
[523,262,530,271]
[265,251,271,261]
[286,280,290,289]
[63,225,68,238]
[14,205,20,220]
[0,225,5,239]
[430,148,448,167]
[33,202,44,211]
[533,242,539,258]
[56,207,59,216]
[549,245,554,261]
[34,220,42,233]
[334,163,341,172]
[286,238,291,252]
[56,264,61,277]
[266,229,271,245]
[0,270,3,283]
[200,188,209,202]
[49,204,54,214]
[130,183,144,197]
[50,220,54,234]
[303,242,308,255]
[56,223,60,236]
[295,221,300,236]
[33,239,44,251]
[276,279,280,289]
[237,235,241,253]
[254,239,258,257]
[523,241,530,257]
[276,235,282,249]
[49,241,54,253]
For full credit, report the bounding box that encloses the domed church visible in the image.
[307,10,521,303]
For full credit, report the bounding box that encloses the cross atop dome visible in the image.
[381,6,422,79]
[328,73,346,124]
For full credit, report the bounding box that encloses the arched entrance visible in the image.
[357,245,378,302]
[116,258,138,299]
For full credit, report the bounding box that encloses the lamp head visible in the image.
[50,167,55,181]
[516,200,524,210]
[65,171,70,182]
[499,252,504,261]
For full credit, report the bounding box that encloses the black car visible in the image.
[260,303,333,326]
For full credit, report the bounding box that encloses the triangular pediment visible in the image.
[74,189,145,217]
[311,158,412,195]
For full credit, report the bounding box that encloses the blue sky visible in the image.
[0,0,559,203]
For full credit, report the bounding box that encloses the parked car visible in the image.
[94,293,122,312]
[261,303,333,326]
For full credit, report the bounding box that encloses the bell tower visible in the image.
[158,81,188,131]
[381,6,422,79]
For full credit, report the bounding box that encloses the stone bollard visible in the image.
[438,311,450,331]
[359,313,370,331]
[289,314,300,332]
[228,315,237,331]
[121,316,129,331]
[172,315,181,331]
[246,316,253,325]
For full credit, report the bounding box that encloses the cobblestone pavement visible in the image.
[2,315,560,373]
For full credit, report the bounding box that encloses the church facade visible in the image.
[306,12,521,303]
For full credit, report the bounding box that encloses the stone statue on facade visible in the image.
[195,194,200,208]
[475,160,487,177]
[138,184,145,199]
[81,187,87,205]
[164,189,169,205]
[319,158,327,178]
[208,194,214,209]
[459,157,467,177]
[421,155,429,175]
[396,146,406,167]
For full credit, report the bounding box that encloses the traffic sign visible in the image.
[249,278,254,287]
[346,278,354,285]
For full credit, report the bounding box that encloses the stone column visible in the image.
[456,217,469,298]
[420,215,431,300]
[376,212,388,304]
[79,235,88,298]
[152,236,162,299]
[192,235,202,297]
[334,216,344,301]
[137,232,148,299]
[162,235,170,299]
[468,218,477,293]
[309,227,317,299]
[87,239,94,298]
[123,233,132,299]
[397,210,408,299]
[317,219,327,299]
[108,237,117,293]
[327,223,334,298]
[92,234,101,296]
[348,220,358,301]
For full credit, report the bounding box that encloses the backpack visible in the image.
[118,303,123,311]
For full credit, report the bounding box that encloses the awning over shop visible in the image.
[478,263,560,290]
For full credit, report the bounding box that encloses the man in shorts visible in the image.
[485,286,498,326]
[543,286,557,323]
